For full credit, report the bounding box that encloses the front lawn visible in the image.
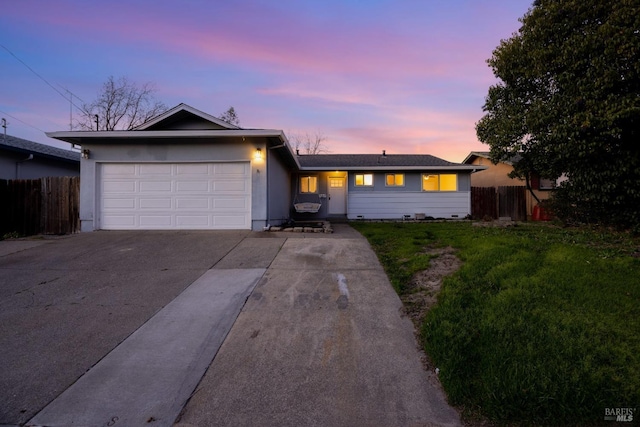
[351,221,640,426]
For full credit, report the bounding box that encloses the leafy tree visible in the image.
[476,0,640,228]
[219,106,240,127]
[76,76,167,131]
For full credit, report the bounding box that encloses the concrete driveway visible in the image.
[0,225,460,427]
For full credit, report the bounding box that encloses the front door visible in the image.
[327,176,346,215]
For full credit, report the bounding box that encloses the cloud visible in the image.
[314,102,487,162]
[2,0,527,161]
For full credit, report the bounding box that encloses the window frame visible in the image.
[385,173,405,187]
[421,173,458,192]
[299,175,318,193]
[354,173,374,187]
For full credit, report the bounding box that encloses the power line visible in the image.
[1,44,84,110]
[0,109,46,133]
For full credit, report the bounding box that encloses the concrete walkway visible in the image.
[176,226,460,427]
[1,226,460,427]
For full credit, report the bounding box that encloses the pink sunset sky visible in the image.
[1,0,532,162]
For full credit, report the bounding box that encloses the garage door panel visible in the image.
[103,215,136,227]
[176,198,210,209]
[176,216,211,227]
[139,215,173,227]
[140,181,172,192]
[139,164,172,175]
[215,163,248,175]
[104,164,136,176]
[104,181,136,193]
[177,164,210,175]
[214,180,248,192]
[103,198,136,209]
[139,198,172,209]
[214,197,248,209]
[100,162,251,230]
[176,180,209,192]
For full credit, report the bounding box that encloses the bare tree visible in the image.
[76,76,167,131]
[219,106,240,127]
[289,131,330,154]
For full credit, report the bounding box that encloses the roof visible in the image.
[45,102,298,168]
[0,134,80,163]
[297,153,481,171]
[135,103,241,131]
[462,151,522,166]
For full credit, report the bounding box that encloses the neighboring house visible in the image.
[0,134,80,179]
[47,103,480,231]
[462,151,555,216]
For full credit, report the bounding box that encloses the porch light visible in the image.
[81,149,90,159]
[254,148,263,160]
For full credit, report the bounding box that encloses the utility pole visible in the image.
[67,89,73,130]
[1,118,6,142]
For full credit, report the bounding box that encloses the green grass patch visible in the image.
[351,221,640,426]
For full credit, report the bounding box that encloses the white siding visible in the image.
[347,191,470,219]
[99,162,251,230]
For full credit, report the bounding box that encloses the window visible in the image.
[300,176,318,193]
[422,174,457,191]
[539,178,556,190]
[385,173,404,187]
[355,173,373,186]
[329,178,344,188]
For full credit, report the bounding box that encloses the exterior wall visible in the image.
[468,157,521,187]
[80,139,267,231]
[290,170,472,220]
[346,171,470,192]
[348,191,470,219]
[468,157,552,217]
[345,170,471,219]
[0,150,79,179]
[291,171,331,221]
[266,148,291,227]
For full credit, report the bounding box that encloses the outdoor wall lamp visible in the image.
[81,149,90,159]
[254,148,263,160]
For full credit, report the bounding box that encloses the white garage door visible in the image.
[100,162,251,230]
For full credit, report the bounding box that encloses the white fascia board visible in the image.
[297,165,487,171]
[46,129,287,144]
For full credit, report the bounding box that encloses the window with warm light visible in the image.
[329,178,343,188]
[385,173,404,187]
[422,174,457,191]
[300,176,318,193]
[355,173,373,186]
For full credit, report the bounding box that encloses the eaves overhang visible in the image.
[297,165,486,172]
[45,129,288,145]
[46,129,301,169]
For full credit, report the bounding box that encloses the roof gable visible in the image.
[135,103,240,131]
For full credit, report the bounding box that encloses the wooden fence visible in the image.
[471,186,527,221]
[0,177,80,236]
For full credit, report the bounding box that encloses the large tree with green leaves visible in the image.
[476,0,640,228]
